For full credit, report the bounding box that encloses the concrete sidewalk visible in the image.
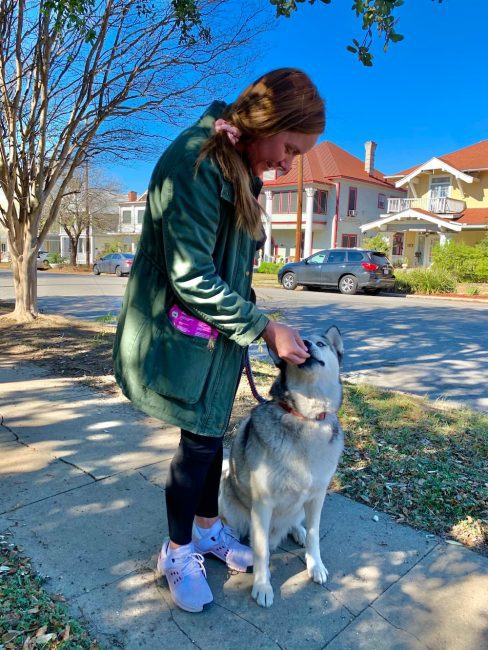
[0,358,486,650]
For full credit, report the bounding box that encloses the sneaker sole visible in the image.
[203,549,252,573]
[155,559,212,613]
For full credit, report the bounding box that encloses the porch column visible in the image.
[439,231,454,246]
[304,187,315,258]
[264,190,273,261]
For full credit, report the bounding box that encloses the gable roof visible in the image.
[263,141,399,190]
[388,139,488,178]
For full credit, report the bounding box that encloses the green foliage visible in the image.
[256,261,284,273]
[102,241,123,254]
[0,533,98,648]
[44,0,210,45]
[431,240,488,282]
[394,268,457,294]
[466,285,480,296]
[272,0,443,65]
[361,234,389,254]
[46,252,66,264]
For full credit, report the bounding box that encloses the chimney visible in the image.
[127,190,137,202]
[364,141,377,176]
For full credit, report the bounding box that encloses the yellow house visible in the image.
[360,140,488,267]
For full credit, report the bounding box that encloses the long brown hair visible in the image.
[199,68,325,238]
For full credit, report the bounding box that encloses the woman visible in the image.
[113,68,325,612]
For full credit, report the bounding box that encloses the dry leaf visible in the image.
[51,593,66,602]
[62,624,70,641]
[35,626,47,637]
[35,633,56,644]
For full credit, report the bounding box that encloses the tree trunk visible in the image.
[10,253,38,322]
[69,234,80,266]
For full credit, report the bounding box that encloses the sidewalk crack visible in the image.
[214,601,285,649]
[1,412,97,480]
[371,606,432,649]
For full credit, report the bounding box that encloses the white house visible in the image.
[260,140,406,261]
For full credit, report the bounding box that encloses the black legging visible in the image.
[165,429,223,545]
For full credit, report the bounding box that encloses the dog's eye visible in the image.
[316,341,325,347]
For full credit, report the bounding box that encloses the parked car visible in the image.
[278,248,395,295]
[93,252,135,276]
[37,250,50,270]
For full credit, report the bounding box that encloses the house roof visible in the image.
[388,139,488,178]
[263,141,399,190]
[360,208,462,233]
[456,208,488,225]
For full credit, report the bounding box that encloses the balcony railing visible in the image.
[386,197,465,215]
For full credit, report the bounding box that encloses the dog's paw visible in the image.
[306,558,328,585]
[290,525,306,547]
[252,581,274,608]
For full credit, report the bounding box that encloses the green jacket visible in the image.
[113,102,269,436]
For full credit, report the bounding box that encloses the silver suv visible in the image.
[278,248,395,295]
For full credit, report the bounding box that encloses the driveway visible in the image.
[1,270,487,410]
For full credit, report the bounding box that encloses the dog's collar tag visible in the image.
[278,401,327,421]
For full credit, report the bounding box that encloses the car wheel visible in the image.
[364,288,380,295]
[93,265,101,275]
[115,266,122,277]
[339,274,358,295]
[281,271,297,290]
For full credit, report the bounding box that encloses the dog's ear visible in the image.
[324,326,344,365]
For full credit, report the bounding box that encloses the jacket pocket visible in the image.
[141,313,214,404]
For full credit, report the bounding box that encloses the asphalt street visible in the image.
[1,269,487,411]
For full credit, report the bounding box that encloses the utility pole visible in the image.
[294,154,303,262]
[85,159,91,267]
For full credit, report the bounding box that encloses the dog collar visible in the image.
[278,401,327,421]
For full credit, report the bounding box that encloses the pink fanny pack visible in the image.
[168,304,218,341]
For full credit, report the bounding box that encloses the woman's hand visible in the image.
[261,321,310,365]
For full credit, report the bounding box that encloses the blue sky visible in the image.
[110,0,488,193]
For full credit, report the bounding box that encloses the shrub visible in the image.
[466,285,480,296]
[394,268,457,294]
[46,252,66,264]
[256,261,284,274]
[431,240,488,282]
[361,234,389,254]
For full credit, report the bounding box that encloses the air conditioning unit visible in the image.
[348,209,357,217]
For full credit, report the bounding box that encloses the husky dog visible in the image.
[220,326,344,608]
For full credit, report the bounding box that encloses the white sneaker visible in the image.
[156,540,213,613]
[193,519,253,572]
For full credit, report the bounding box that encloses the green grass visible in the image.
[335,383,488,550]
[0,533,101,649]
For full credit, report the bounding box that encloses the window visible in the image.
[121,209,131,224]
[136,208,145,224]
[313,190,328,214]
[348,187,357,215]
[347,250,363,262]
[289,191,298,213]
[272,190,304,213]
[327,251,346,263]
[259,193,266,209]
[392,232,404,256]
[342,234,358,248]
[309,252,326,264]
[377,193,386,209]
[272,193,281,213]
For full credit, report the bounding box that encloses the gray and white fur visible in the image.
[219,326,344,607]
